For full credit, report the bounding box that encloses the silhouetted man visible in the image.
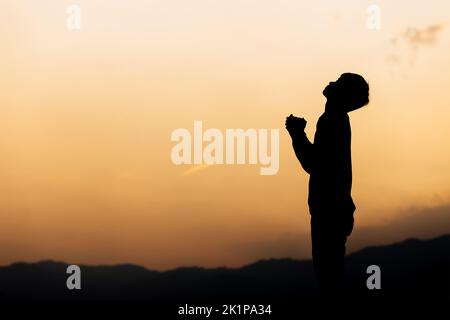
[285,73,369,295]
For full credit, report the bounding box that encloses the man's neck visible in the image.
[325,101,346,115]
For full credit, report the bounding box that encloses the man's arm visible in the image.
[291,131,314,174]
[285,115,314,174]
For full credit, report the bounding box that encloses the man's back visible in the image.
[308,111,355,221]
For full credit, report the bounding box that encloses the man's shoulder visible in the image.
[318,112,350,125]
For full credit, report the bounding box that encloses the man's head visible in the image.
[323,73,369,112]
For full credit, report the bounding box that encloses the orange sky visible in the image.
[0,0,450,270]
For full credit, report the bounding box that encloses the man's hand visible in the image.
[285,114,307,138]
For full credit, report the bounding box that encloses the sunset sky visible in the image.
[0,0,449,270]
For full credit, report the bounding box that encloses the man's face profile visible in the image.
[322,73,369,112]
[322,76,344,102]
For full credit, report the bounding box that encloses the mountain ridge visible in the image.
[0,234,448,301]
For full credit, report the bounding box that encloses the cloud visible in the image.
[386,23,446,67]
[401,24,445,46]
[182,164,213,176]
[232,203,450,261]
[349,203,450,252]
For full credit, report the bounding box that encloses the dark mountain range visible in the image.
[0,235,448,302]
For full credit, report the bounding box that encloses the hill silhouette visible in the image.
[0,235,448,302]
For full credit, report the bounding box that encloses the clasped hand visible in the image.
[285,114,306,137]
